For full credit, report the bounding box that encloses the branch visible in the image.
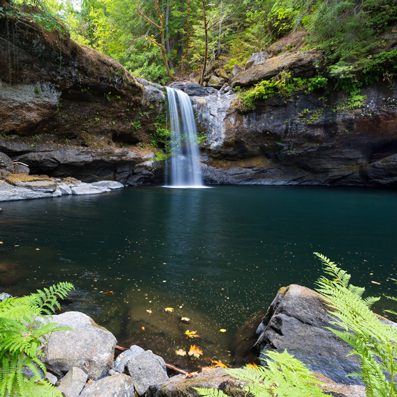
[137,5,161,30]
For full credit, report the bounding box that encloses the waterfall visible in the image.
[165,87,204,187]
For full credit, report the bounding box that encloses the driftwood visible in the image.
[115,345,189,375]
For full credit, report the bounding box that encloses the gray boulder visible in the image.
[71,183,108,195]
[230,64,243,78]
[45,372,58,385]
[0,152,13,172]
[91,181,124,190]
[207,75,225,89]
[57,182,73,195]
[79,374,134,397]
[13,162,29,174]
[255,284,363,385]
[57,367,88,397]
[245,51,269,70]
[114,345,145,373]
[41,311,117,380]
[0,292,11,302]
[126,350,168,396]
[0,180,62,202]
[142,85,166,115]
[12,180,57,193]
[169,82,217,97]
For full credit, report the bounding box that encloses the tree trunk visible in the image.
[218,0,223,53]
[165,1,174,70]
[199,0,208,86]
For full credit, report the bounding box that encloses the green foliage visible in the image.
[195,350,327,397]
[0,282,74,397]
[237,72,328,109]
[314,253,397,397]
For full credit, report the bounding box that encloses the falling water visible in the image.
[165,87,204,188]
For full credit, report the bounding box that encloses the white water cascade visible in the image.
[165,87,204,188]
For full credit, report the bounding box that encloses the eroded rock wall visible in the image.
[0,14,163,184]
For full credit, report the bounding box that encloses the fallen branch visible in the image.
[13,161,29,167]
[115,345,189,375]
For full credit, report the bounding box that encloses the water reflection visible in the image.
[0,186,397,369]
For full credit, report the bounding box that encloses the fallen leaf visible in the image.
[104,290,115,295]
[141,326,145,330]
[146,309,152,314]
[165,307,174,312]
[87,379,93,384]
[0,242,3,244]
[175,349,187,356]
[184,371,198,378]
[371,281,381,285]
[36,248,40,251]
[188,345,203,358]
[246,363,258,369]
[181,317,190,322]
[185,330,199,338]
[219,329,227,333]
[210,359,227,368]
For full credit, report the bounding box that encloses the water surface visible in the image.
[1,186,397,369]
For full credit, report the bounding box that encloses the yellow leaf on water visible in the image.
[165,307,174,312]
[181,317,190,322]
[210,359,227,368]
[141,326,145,330]
[146,309,152,314]
[371,281,381,285]
[219,329,227,333]
[188,345,203,358]
[185,330,199,338]
[175,349,187,356]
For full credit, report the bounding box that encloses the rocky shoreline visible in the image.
[0,286,369,396]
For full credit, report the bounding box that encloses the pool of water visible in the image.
[1,185,397,369]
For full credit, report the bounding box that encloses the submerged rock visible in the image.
[41,311,116,380]
[80,374,134,397]
[0,262,21,285]
[255,284,363,385]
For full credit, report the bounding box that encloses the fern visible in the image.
[0,282,74,397]
[195,350,327,397]
[314,253,397,397]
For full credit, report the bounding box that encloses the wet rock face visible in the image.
[255,284,364,385]
[194,78,397,188]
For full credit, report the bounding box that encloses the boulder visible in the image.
[255,284,363,385]
[57,367,88,397]
[207,75,225,89]
[113,345,145,373]
[41,311,117,380]
[267,31,307,56]
[361,154,397,186]
[0,152,14,172]
[0,292,11,301]
[126,350,169,396]
[215,68,229,80]
[245,52,269,70]
[169,82,218,97]
[90,181,124,190]
[142,85,166,115]
[0,180,61,201]
[71,183,108,195]
[57,182,73,195]
[13,163,29,174]
[12,180,57,193]
[232,50,322,88]
[80,374,134,397]
[230,65,243,78]
[146,368,247,397]
[45,372,58,385]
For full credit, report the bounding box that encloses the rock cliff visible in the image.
[0,12,163,184]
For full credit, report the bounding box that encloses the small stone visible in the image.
[126,350,168,396]
[45,372,58,385]
[57,367,88,397]
[0,292,11,302]
[79,374,134,397]
[113,345,145,373]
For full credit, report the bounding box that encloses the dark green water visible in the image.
[1,186,397,369]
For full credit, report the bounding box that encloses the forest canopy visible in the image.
[2,0,397,85]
